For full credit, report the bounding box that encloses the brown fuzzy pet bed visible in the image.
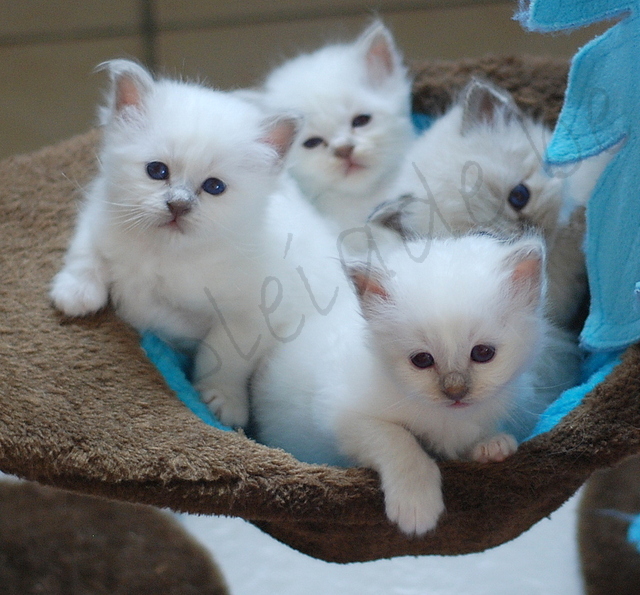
[1,56,640,564]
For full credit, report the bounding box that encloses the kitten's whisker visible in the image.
[113,211,158,233]
[534,381,577,391]
[376,391,424,416]
[61,172,91,196]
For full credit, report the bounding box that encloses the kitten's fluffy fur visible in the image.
[372,79,591,329]
[50,60,347,427]
[253,234,548,535]
[260,21,414,244]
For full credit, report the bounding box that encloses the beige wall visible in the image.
[1,0,607,160]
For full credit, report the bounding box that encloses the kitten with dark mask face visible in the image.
[259,21,414,251]
[50,59,348,428]
[252,234,551,535]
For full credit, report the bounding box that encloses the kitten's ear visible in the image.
[260,114,302,162]
[347,263,391,319]
[460,78,520,135]
[358,21,402,87]
[503,237,546,309]
[368,194,416,240]
[98,59,154,120]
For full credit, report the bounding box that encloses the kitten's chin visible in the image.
[331,163,375,193]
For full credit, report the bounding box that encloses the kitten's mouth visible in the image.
[343,159,366,176]
[162,217,185,232]
[448,401,471,409]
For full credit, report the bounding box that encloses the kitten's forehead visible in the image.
[386,237,512,311]
[265,43,409,116]
[268,44,369,92]
[402,106,561,229]
[423,106,549,177]
[149,82,263,142]
[297,91,382,130]
[124,82,276,171]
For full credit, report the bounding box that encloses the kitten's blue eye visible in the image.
[470,344,496,363]
[202,177,226,196]
[352,114,372,128]
[507,183,530,211]
[303,137,324,149]
[146,161,169,181]
[410,352,435,369]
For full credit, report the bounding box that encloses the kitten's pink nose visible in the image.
[167,199,192,218]
[441,372,469,401]
[334,144,355,159]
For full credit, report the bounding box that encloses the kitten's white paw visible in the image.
[471,433,517,463]
[384,472,444,536]
[199,386,249,428]
[50,269,108,316]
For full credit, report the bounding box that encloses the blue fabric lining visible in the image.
[411,112,434,134]
[140,334,623,442]
[140,332,232,431]
[526,352,621,440]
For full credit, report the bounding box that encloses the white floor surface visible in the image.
[179,489,585,595]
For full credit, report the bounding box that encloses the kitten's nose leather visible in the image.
[334,144,355,159]
[441,372,469,401]
[167,200,192,218]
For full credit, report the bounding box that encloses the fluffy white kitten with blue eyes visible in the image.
[260,21,414,247]
[252,233,548,535]
[371,78,591,330]
[50,59,348,428]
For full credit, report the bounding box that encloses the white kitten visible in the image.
[371,78,591,329]
[50,59,347,427]
[260,21,414,248]
[252,234,548,535]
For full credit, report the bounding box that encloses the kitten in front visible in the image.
[252,233,549,535]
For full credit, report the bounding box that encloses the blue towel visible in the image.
[520,0,640,351]
[411,112,434,134]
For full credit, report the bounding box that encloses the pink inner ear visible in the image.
[351,269,389,301]
[115,75,143,112]
[512,257,541,285]
[510,256,543,307]
[366,34,394,84]
[262,118,298,160]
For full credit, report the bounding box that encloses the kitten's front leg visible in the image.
[194,318,268,428]
[470,433,517,463]
[337,413,444,536]
[50,204,109,316]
